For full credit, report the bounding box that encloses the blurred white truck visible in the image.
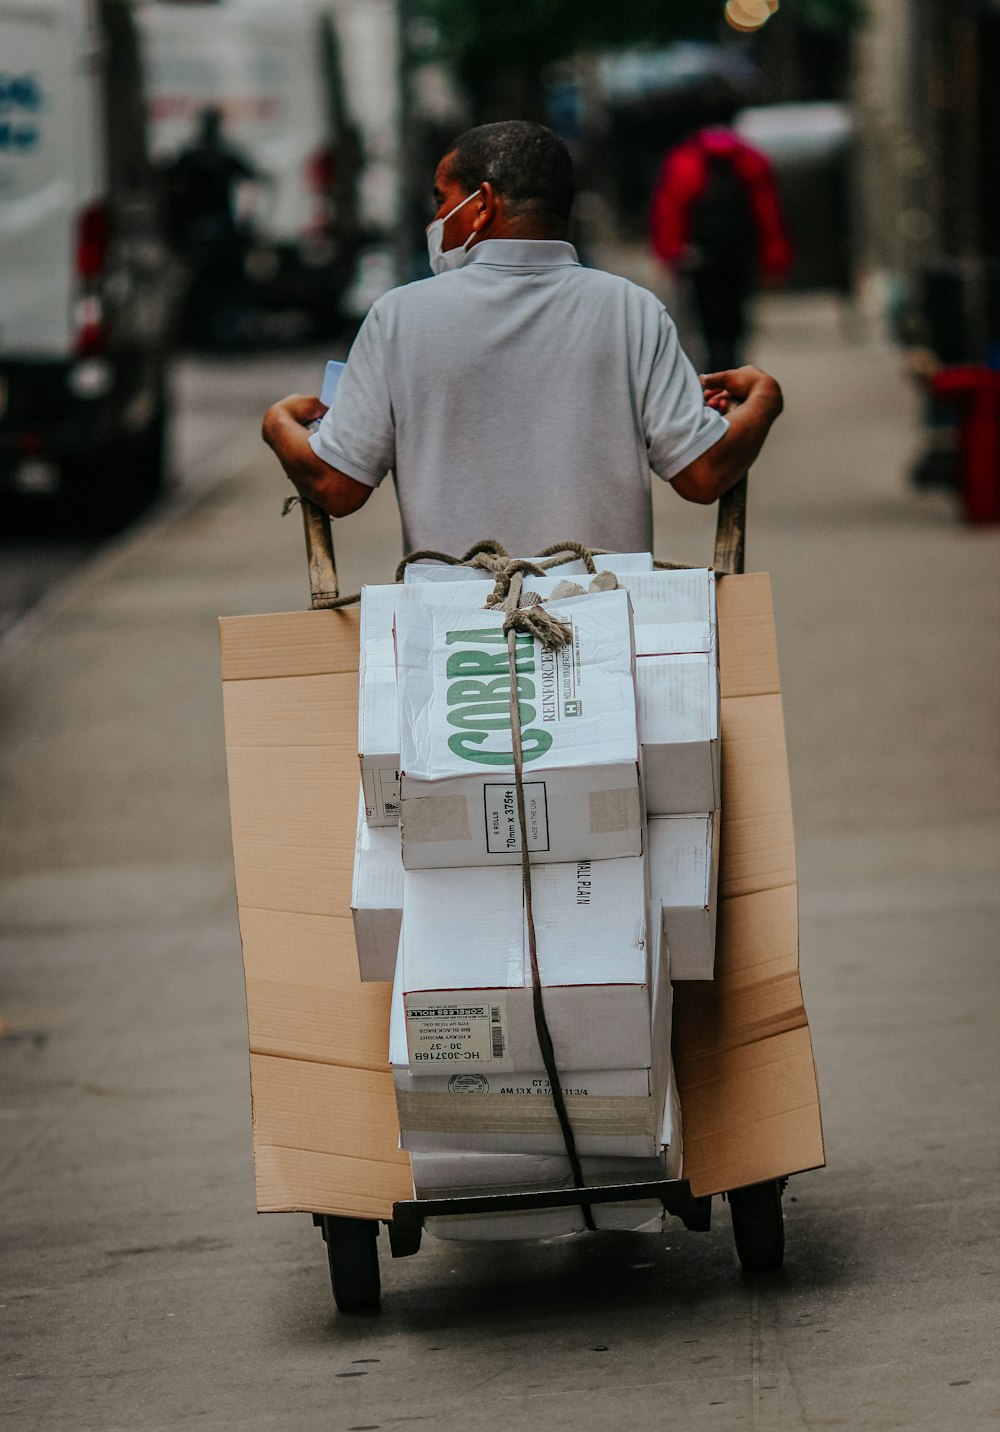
[0,0,177,528]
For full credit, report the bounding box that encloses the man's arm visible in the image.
[261,394,374,517]
[670,366,783,505]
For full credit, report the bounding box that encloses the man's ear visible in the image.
[472,181,499,235]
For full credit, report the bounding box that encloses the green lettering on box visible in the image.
[447,729,553,765]
[446,676,535,705]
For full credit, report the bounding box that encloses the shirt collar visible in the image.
[464,239,579,269]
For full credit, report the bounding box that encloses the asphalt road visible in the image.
[1,291,998,1431]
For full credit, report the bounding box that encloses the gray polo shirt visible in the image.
[310,239,727,556]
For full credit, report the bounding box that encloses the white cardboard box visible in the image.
[637,652,720,815]
[395,590,643,869]
[394,918,674,1158]
[361,565,699,662]
[403,552,654,584]
[360,582,491,826]
[398,854,652,1075]
[359,574,718,829]
[648,812,720,980]
[515,567,716,658]
[358,663,402,825]
[350,793,403,982]
[360,580,490,664]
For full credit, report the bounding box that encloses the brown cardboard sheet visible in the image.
[220,573,824,1215]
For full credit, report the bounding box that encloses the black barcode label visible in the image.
[490,1006,506,1059]
[405,999,509,1067]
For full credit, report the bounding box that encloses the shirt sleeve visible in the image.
[308,306,395,487]
[642,307,729,481]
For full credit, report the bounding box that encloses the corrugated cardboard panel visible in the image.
[227,743,356,916]
[233,840,351,920]
[220,608,360,680]
[718,696,797,900]
[227,746,359,848]
[678,1025,818,1124]
[241,906,391,1067]
[672,952,805,1062]
[223,608,409,1218]
[239,906,364,987]
[224,672,358,747]
[676,572,823,1196]
[682,1102,825,1196]
[713,884,799,974]
[716,572,781,699]
[254,1145,414,1217]
[250,1053,408,1165]
[247,978,390,1069]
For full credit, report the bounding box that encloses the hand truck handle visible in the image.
[301,500,340,609]
[713,473,747,576]
[301,473,747,604]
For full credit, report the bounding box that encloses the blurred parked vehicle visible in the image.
[0,0,178,530]
[139,0,361,341]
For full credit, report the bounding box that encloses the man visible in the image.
[263,121,783,557]
[163,108,262,349]
[649,91,792,372]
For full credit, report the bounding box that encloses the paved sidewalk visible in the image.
[0,287,998,1431]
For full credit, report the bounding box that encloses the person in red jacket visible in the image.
[650,99,792,371]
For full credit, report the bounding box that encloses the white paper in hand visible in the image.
[320,360,346,408]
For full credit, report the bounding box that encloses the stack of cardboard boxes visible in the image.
[350,558,721,1238]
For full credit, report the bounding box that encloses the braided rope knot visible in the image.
[501,600,574,652]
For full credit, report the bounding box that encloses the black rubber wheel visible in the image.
[318,1215,381,1313]
[728,1180,785,1272]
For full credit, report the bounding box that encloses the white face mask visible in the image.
[426,188,481,275]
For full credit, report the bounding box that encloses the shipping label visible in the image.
[405,999,509,1068]
[483,782,549,854]
[362,766,400,823]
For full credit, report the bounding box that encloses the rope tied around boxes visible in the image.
[275,527,699,610]
[500,567,596,1230]
[397,537,696,592]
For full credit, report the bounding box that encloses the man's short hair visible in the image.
[444,121,575,231]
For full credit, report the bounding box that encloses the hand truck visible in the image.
[299,479,787,1314]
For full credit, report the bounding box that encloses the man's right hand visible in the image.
[261,393,327,454]
[261,393,373,520]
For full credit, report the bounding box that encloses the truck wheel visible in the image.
[728,1180,785,1272]
[317,1215,381,1313]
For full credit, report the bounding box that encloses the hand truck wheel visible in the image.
[316,1215,381,1312]
[728,1179,785,1272]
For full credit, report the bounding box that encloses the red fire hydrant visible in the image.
[931,365,1000,524]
